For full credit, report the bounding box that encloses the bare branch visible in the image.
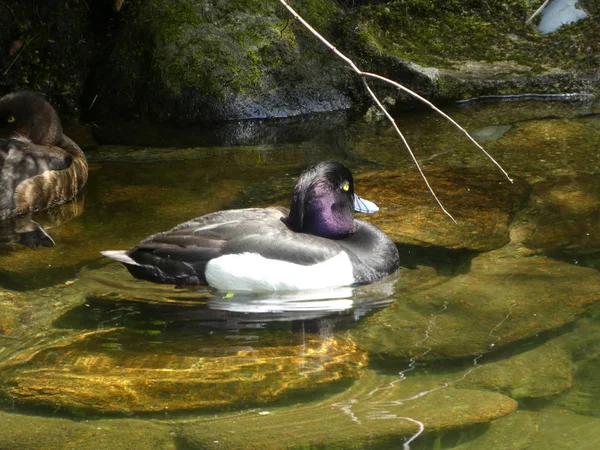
[362,71,513,183]
[361,78,458,223]
[278,0,514,222]
[526,0,550,25]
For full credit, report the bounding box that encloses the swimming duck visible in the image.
[0,91,88,221]
[102,161,400,291]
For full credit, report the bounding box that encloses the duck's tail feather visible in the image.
[101,250,141,266]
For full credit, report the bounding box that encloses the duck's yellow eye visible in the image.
[7,115,15,123]
[342,183,350,192]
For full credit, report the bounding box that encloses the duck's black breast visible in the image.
[337,220,400,285]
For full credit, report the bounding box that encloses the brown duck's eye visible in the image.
[7,115,15,123]
[342,183,350,192]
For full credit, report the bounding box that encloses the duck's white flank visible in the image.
[205,251,355,292]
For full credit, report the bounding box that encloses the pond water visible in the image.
[1,98,600,449]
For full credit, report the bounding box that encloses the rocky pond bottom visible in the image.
[1,99,600,448]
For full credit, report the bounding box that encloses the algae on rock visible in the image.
[86,0,353,122]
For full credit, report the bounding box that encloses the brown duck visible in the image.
[0,91,88,221]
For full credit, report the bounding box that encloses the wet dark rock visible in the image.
[437,63,594,105]
[2,1,599,123]
[0,0,107,118]
[355,167,529,251]
[352,250,600,360]
[85,0,354,123]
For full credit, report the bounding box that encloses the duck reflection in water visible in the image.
[0,192,85,248]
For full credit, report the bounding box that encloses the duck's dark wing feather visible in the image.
[118,207,345,286]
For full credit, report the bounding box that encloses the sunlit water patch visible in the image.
[1,100,600,448]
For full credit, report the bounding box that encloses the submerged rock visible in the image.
[452,410,540,450]
[355,167,529,252]
[458,336,573,399]
[510,174,600,255]
[0,292,20,338]
[556,353,600,416]
[352,250,600,360]
[527,408,600,448]
[553,318,600,416]
[454,407,600,450]
[0,411,175,450]
[178,368,517,449]
[0,327,367,414]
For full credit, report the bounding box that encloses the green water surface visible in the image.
[1,99,600,449]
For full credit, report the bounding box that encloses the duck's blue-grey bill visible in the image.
[353,195,379,214]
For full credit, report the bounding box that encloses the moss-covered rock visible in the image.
[85,0,354,122]
[0,0,112,119]
[1,1,598,123]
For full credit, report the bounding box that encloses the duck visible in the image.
[102,161,400,291]
[0,91,88,221]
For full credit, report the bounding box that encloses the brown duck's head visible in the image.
[0,91,63,145]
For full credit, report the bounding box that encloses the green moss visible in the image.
[344,0,598,74]
[124,0,337,97]
[0,0,96,118]
[96,0,346,120]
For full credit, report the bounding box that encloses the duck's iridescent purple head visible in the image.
[287,161,378,238]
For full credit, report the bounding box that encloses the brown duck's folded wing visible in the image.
[0,139,72,175]
[1,139,74,217]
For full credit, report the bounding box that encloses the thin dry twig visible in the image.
[526,0,550,24]
[277,0,513,223]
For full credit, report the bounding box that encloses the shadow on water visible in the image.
[90,110,351,148]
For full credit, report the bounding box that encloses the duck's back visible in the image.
[116,207,342,286]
